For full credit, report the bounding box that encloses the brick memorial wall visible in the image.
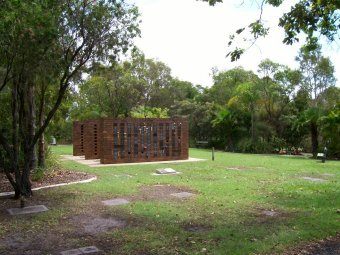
[73,118,189,164]
[84,120,101,160]
[73,121,85,156]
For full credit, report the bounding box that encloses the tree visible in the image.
[257,59,301,137]
[201,0,340,61]
[75,63,141,118]
[129,50,173,108]
[229,82,260,145]
[205,67,257,105]
[296,44,336,157]
[0,0,140,198]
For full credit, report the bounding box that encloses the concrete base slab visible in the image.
[62,155,206,168]
[301,177,326,182]
[61,246,100,255]
[102,198,129,206]
[156,168,178,174]
[7,205,48,215]
[170,192,195,198]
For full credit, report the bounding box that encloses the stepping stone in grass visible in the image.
[301,177,326,182]
[102,198,129,206]
[60,246,100,255]
[7,205,48,216]
[154,168,180,175]
[170,192,195,199]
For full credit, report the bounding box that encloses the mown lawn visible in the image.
[0,145,339,255]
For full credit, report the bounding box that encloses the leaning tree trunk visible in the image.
[311,122,318,158]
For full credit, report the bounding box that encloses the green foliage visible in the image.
[0,0,141,195]
[320,104,340,157]
[131,106,169,118]
[202,0,340,61]
[32,147,61,181]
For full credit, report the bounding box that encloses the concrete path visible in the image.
[62,155,206,168]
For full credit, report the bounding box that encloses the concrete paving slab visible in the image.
[7,205,49,215]
[170,192,195,198]
[301,177,326,182]
[262,210,279,217]
[62,155,206,168]
[152,172,181,176]
[79,246,100,254]
[60,246,100,255]
[114,174,133,178]
[102,198,129,206]
[60,248,83,255]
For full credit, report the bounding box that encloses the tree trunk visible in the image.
[38,92,46,168]
[28,83,36,172]
[251,106,256,144]
[12,80,22,199]
[311,122,318,158]
[38,134,45,168]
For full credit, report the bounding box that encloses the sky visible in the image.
[132,0,340,87]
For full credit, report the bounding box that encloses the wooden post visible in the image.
[212,147,215,161]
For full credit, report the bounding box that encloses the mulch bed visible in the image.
[0,170,96,193]
[283,234,340,255]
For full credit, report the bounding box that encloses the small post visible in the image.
[20,196,26,208]
[322,147,327,163]
[212,147,215,161]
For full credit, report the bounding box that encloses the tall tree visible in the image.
[0,0,140,198]
[296,44,336,157]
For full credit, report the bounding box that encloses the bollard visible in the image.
[212,147,215,161]
[20,197,26,208]
[322,147,327,163]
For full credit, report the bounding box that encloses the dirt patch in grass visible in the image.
[70,215,127,235]
[129,184,197,201]
[182,222,212,233]
[0,170,96,193]
[244,207,295,227]
[0,193,149,255]
[283,234,340,255]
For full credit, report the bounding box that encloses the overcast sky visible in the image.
[132,0,339,87]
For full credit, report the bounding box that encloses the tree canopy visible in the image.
[0,0,140,198]
[201,0,340,61]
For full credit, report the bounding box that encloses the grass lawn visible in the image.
[0,145,339,254]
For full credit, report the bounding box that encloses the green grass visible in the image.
[2,146,340,254]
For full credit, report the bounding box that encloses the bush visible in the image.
[32,146,61,181]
